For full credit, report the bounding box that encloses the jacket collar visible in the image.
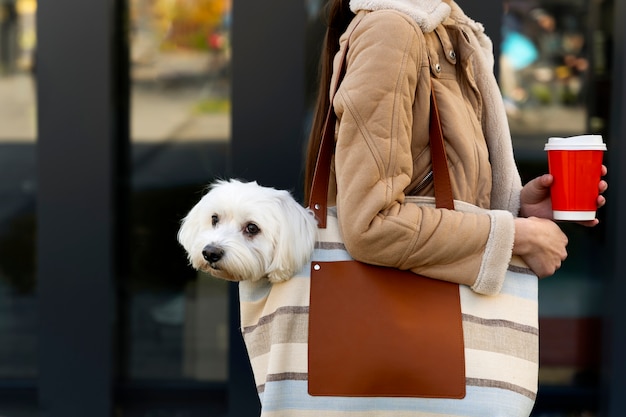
[349,0,451,32]
[349,0,485,35]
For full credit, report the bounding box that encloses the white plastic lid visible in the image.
[544,135,607,151]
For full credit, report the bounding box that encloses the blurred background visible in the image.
[0,0,624,416]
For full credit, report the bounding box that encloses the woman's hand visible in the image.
[519,165,608,226]
[513,217,568,278]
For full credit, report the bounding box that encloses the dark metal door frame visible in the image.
[604,0,626,415]
[37,0,128,415]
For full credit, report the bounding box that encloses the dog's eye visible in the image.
[244,223,260,237]
[211,215,219,226]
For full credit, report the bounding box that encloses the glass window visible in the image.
[124,0,232,383]
[501,2,611,414]
[501,0,591,137]
[0,0,38,383]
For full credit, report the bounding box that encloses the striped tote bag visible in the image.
[239,200,539,417]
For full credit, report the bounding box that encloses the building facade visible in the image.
[0,0,624,416]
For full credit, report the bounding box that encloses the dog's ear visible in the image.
[177,199,204,257]
[266,192,318,283]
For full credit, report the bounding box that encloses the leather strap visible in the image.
[309,23,454,227]
[429,88,454,210]
[308,16,361,228]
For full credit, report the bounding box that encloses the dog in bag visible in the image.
[177,179,317,283]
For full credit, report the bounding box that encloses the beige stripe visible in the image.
[463,321,538,363]
[249,332,538,381]
[248,328,537,387]
[239,278,310,328]
[244,312,537,361]
[465,349,538,394]
[244,313,309,359]
[466,378,537,401]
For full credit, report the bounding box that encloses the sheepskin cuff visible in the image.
[471,210,515,296]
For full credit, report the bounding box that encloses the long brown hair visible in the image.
[303,0,354,206]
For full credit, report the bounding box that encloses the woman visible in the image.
[304,0,607,294]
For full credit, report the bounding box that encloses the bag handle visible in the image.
[309,23,454,228]
[428,88,455,210]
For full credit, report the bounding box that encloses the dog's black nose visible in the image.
[202,245,224,263]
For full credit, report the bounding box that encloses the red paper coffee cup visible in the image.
[544,135,606,221]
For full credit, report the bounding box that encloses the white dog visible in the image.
[177,179,318,283]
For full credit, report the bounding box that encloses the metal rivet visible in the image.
[313,264,321,271]
[435,63,441,72]
[314,203,320,210]
[449,50,456,60]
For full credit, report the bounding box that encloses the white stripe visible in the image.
[465,349,538,393]
[460,286,538,328]
[267,343,309,375]
[316,217,343,241]
[251,343,309,386]
[250,350,269,386]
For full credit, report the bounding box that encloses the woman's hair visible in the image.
[303,0,354,205]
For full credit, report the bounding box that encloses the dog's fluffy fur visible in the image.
[178,179,318,283]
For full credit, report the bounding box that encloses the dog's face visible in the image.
[178,179,318,283]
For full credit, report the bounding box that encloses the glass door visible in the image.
[500,1,613,415]
[120,0,232,415]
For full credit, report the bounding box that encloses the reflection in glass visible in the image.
[501,1,607,409]
[0,0,37,380]
[125,0,232,382]
[501,0,589,136]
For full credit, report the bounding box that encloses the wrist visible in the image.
[513,217,534,256]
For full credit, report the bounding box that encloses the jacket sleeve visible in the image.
[332,11,514,295]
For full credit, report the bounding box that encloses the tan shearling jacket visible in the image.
[329,0,523,295]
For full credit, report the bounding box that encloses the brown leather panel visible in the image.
[308,260,466,398]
